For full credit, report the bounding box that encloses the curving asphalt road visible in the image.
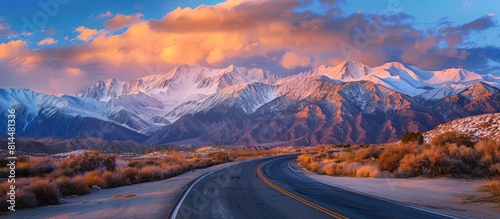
[170,155,453,219]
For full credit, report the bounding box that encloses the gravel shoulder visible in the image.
[4,163,233,219]
[290,161,499,219]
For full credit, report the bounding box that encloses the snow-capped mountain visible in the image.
[0,89,147,141]
[80,64,277,106]
[1,60,499,146]
[297,60,500,98]
[78,64,279,126]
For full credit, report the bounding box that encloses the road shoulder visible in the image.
[289,161,499,219]
[5,163,233,219]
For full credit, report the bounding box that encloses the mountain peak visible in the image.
[342,59,365,66]
[175,63,200,71]
[325,59,372,80]
[225,64,235,71]
[467,81,499,91]
[105,78,122,85]
[379,61,406,69]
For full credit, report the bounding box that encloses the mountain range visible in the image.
[1,60,500,146]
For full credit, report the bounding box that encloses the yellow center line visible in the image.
[257,161,349,219]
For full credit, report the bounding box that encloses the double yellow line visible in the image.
[257,161,348,219]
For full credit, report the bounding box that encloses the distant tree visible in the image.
[401,132,424,145]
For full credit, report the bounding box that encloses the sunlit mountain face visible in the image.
[1,61,499,146]
[0,0,499,146]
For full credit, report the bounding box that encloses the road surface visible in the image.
[170,155,453,219]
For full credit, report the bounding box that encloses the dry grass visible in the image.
[137,166,163,182]
[114,194,137,199]
[56,175,90,196]
[356,165,380,178]
[15,188,38,209]
[168,151,187,165]
[0,156,56,178]
[301,139,500,179]
[478,179,500,198]
[474,139,500,165]
[0,182,37,211]
[58,151,116,176]
[297,154,313,165]
[490,163,500,175]
[28,178,60,206]
[431,131,475,147]
[120,167,139,184]
[123,194,137,198]
[309,162,323,173]
[301,158,379,178]
[463,178,500,205]
[84,170,109,189]
[321,161,359,176]
[102,171,128,188]
[377,143,419,172]
[356,146,382,160]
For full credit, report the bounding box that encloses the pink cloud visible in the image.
[0,40,26,59]
[281,52,311,69]
[414,37,441,54]
[104,13,143,30]
[75,26,106,42]
[0,19,16,38]
[0,0,497,94]
[37,37,57,46]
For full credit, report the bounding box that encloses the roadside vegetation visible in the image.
[0,147,285,212]
[297,145,381,178]
[475,178,500,204]
[298,131,500,203]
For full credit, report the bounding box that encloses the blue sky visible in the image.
[0,0,498,94]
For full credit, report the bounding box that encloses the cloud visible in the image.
[104,13,143,30]
[440,15,495,47]
[0,40,26,59]
[65,67,84,75]
[414,37,441,54]
[89,11,113,19]
[75,26,106,42]
[0,0,498,94]
[461,16,495,31]
[0,19,17,38]
[37,37,57,46]
[281,52,311,69]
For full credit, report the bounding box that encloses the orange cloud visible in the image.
[37,37,57,46]
[75,26,106,42]
[0,0,496,94]
[65,67,84,75]
[281,52,311,69]
[0,40,26,59]
[104,13,143,30]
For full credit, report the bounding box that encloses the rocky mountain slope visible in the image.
[423,112,500,142]
[1,60,499,146]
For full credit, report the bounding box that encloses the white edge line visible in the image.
[169,162,238,219]
[286,159,465,219]
[169,154,294,218]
